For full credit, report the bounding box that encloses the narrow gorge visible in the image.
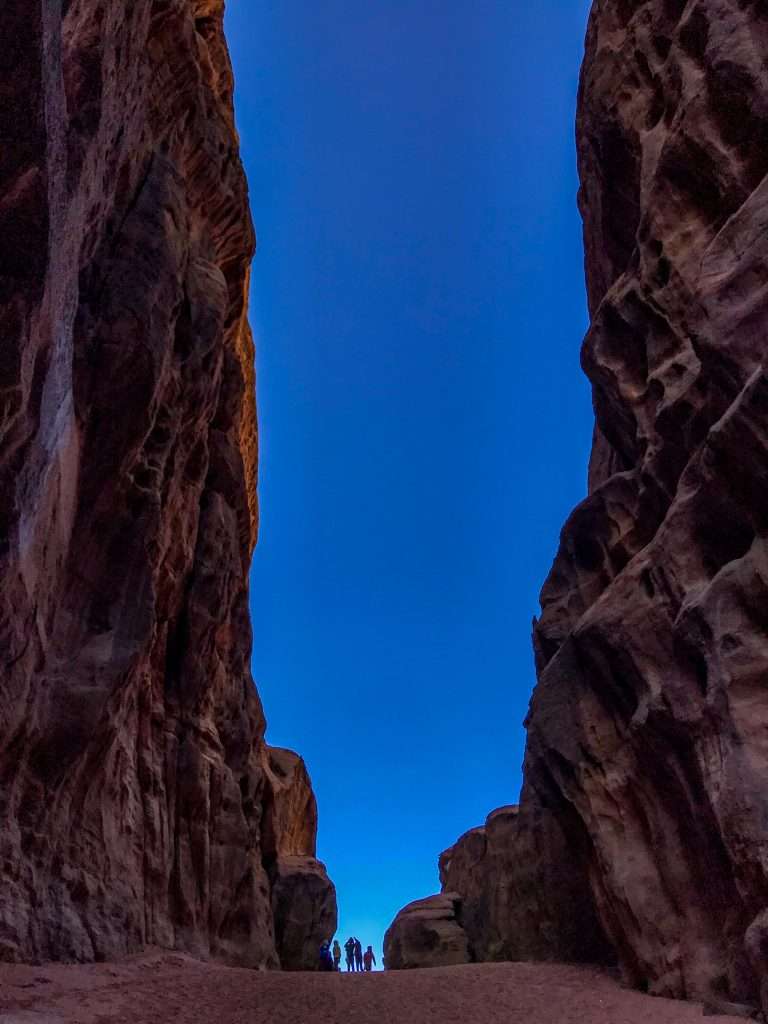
[0,0,334,969]
[386,0,768,1014]
[4,0,768,1017]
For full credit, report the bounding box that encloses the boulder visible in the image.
[383,894,470,970]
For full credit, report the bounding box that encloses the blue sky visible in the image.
[225,0,595,964]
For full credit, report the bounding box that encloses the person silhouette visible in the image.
[332,939,342,971]
[363,945,376,971]
[354,937,363,972]
[344,936,355,972]
[319,939,334,972]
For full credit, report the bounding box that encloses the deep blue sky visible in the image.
[225,0,594,964]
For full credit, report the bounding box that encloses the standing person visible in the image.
[363,945,376,972]
[319,940,333,972]
[332,939,342,971]
[354,937,363,972]
[344,936,355,972]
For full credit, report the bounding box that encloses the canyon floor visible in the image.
[0,952,748,1024]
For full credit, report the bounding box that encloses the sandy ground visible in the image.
[0,952,748,1024]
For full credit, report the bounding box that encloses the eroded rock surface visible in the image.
[0,0,333,967]
[388,0,768,1009]
[525,0,768,1006]
[383,894,469,970]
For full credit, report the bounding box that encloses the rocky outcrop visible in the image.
[271,857,337,971]
[383,894,470,970]
[0,0,333,967]
[413,804,609,968]
[261,749,337,970]
[388,0,768,1010]
[261,747,320,861]
[434,805,607,964]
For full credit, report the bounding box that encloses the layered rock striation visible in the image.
[0,0,333,968]
[388,0,768,1010]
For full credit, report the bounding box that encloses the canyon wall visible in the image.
[387,0,768,1010]
[0,0,334,967]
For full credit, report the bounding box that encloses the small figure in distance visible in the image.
[354,937,363,972]
[344,935,355,972]
[319,939,334,972]
[332,938,342,971]
[363,945,376,972]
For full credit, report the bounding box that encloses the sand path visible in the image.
[0,952,747,1024]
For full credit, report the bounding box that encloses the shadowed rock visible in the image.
[383,894,470,970]
[261,748,338,970]
[271,857,338,972]
[524,0,768,1006]
[437,804,610,966]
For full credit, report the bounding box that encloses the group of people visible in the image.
[318,936,376,972]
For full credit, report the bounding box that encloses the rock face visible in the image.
[412,803,609,968]
[434,814,517,965]
[435,805,606,965]
[271,857,338,971]
[388,0,768,1009]
[383,894,470,970]
[262,749,337,970]
[0,0,334,967]
[526,0,768,1006]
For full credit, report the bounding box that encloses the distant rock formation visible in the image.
[386,804,608,970]
[436,808,520,962]
[383,894,469,970]
[271,857,338,971]
[437,805,607,965]
[387,0,768,1011]
[262,749,337,970]
[0,0,333,967]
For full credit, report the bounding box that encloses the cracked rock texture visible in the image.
[388,0,768,1010]
[0,0,334,968]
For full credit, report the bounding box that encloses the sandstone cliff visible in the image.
[387,0,768,1010]
[0,0,334,968]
